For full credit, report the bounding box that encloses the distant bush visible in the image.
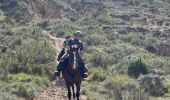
[0,55,8,81]
[83,34,106,46]
[37,20,49,28]
[90,67,106,82]
[138,74,168,96]
[149,69,166,76]
[90,52,113,68]
[49,21,75,37]
[83,27,109,46]
[144,36,160,47]
[122,88,150,100]
[104,80,149,100]
[128,59,148,78]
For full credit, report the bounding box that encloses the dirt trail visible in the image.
[34,31,89,100]
[34,79,88,100]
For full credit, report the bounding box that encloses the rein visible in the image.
[73,52,77,69]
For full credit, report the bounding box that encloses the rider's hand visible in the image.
[71,45,78,48]
[71,45,74,48]
[74,45,78,48]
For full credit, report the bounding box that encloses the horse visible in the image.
[62,46,82,100]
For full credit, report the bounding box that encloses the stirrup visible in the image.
[54,71,60,77]
[83,73,88,78]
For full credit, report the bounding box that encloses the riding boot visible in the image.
[54,57,69,77]
[80,62,88,78]
[54,61,63,77]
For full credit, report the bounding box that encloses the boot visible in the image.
[80,62,88,78]
[54,70,61,77]
[54,61,63,77]
[83,71,88,78]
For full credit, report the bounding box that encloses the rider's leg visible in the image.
[57,48,65,61]
[54,54,69,77]
[53,49,65,79]
[54,61,63,77]
[55,57,69,77]
[79,60,88,78]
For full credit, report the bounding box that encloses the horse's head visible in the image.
[68,46,80,69]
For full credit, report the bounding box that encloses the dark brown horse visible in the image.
[62,47,82,100]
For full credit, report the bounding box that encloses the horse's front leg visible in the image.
[75,82,81,100]
[66,83,71,100]
[72,84,76,98]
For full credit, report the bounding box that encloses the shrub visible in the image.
[0,92,21,100]
[104,80,149,100]
[90,52,113,68]
[13,83,34,98]
[8,39,56,77]
[37,20,49,29]
[128,59,148,78]
[149,69,166,76]
[0,55,8,81]
[50,21,75,37]
[89,68,106,82]
[122,88,149,100]
[138,74,168,96]
[83,34,108,46]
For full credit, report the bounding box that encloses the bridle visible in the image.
[69,45,79,69]
[73,51,77,69]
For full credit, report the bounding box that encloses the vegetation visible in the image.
[138,69,168,96]
[128,59,148,78]
[0,0,170,99]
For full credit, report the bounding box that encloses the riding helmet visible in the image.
[74,31,82,37]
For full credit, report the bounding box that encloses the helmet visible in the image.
[65,35,70,39]
[74,31,82,37]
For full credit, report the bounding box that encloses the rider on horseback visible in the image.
[57,35,71,61]
[54,31,88,78]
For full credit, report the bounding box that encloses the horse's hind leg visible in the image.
[72,84,76,98]
[66,83,71,100]
[75,83,80,100]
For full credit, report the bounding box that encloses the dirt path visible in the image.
[34,79,88,100]
[34,31,89,100]
[34,80,68,100]
[42,30,64,52]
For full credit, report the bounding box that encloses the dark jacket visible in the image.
[57,40,67,61]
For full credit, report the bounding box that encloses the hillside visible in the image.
[0,0,170,100]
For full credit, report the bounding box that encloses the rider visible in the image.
[57,36,71,61]
[54,36,70,77]
[54,31,88,78]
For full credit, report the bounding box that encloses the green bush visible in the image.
[0,74,50,100]
[37,20,49,29]
[90,52,113,68]
[7,39,56,76]
[0,92,22,100]
[128,59,148,78]
[89,67,106,82]
[104,79,149,100]
[15,83,32,98]
[138,74,168,96]
[49,21,76,37]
